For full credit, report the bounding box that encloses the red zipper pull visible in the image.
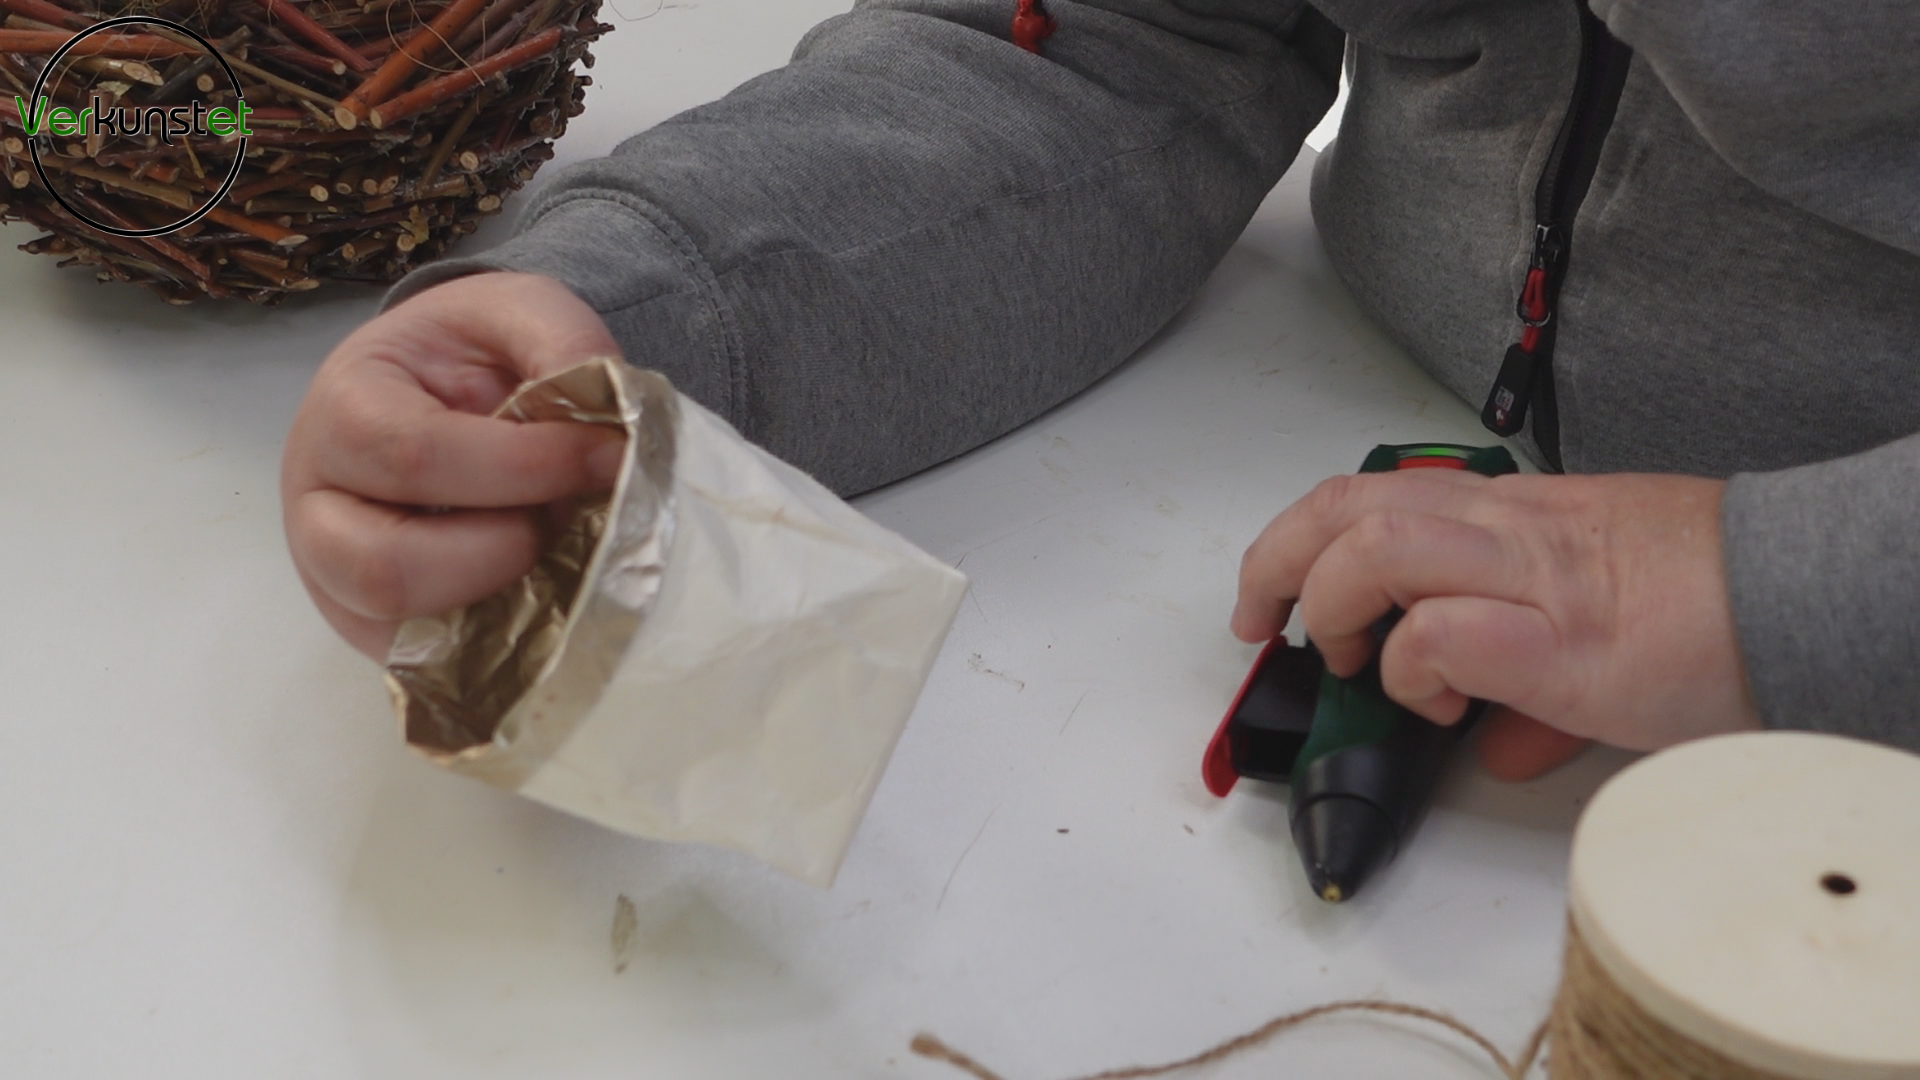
[1012,0,1057,54]
[1481,226,1561,436]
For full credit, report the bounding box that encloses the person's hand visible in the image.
[282,272,627,660]
[1230,469,1763,781]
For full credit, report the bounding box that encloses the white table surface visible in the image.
[0,3,1635,1076]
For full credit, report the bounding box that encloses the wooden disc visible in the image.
[1570,732,1920,1079]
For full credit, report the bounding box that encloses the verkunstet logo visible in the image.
[15,15,249,238]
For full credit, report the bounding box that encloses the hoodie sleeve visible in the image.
[1589,1,1920,750]
[388,0,1343,496]
[1720,435,1920,753]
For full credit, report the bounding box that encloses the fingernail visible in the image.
[587,440,625,486]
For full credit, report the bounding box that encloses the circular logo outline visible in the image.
[28,16,250,238]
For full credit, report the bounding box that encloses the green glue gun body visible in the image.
[1201,443,1519,902]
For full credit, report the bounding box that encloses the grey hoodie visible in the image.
[393,0,1920,750]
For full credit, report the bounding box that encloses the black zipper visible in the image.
[1479,2,1633,469]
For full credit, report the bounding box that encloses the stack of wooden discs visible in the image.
[0,0,607,302]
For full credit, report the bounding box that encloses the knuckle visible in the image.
[1238,535,1267,578]
[335,397,434,488]
[373,428,435,489]
[1377,655,1431,710]
[1302,473,1361,519]
[1393,603,1453,663]
[309,508,411,621]
[1347,510,1417,564]
[1379,631,1443,703]
[345,543,411,622]
[1239,513,1290,580]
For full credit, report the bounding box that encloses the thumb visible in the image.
[1376,596,1591,780]
[1379,594,1572,728]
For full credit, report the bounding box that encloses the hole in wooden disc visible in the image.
[1820,873,1857,896]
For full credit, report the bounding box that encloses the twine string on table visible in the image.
[603,0,663,22]
[913,1001,1550,1080]
[913,920,1818,1080]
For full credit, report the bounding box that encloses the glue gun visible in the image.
[1202,443,1519,902]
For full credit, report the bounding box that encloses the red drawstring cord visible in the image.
[1012,0,1056,54]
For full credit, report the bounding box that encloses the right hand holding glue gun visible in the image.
[1228,458,1762,781]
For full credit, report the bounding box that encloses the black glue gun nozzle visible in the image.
[1294,795,1399,905]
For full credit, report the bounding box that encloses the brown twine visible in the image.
[913,1001,1549,1080]
[384,0,479,78]
[912,921,1808,1080]
[1548,922,1797,1080]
